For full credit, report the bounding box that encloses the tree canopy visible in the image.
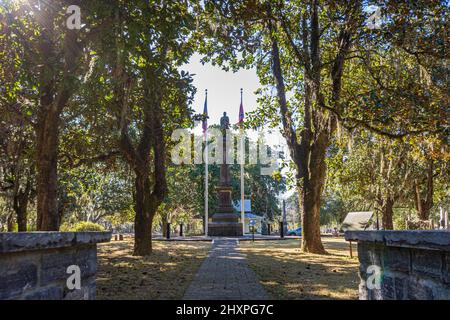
[0,1,448,255]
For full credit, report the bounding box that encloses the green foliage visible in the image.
[60,221,105,232]
[0,1,448,235]
[320,195,348,227]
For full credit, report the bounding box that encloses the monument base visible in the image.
[208,222,243,236]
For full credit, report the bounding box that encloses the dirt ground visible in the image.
[96,237,359,300]
[239,237,360,300]
[96,240,210,299]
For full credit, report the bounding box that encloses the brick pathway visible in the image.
[183,238,269,300]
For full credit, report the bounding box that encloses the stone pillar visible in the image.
[0,232,111,300]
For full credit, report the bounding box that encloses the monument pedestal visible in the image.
[207,185,243,237]
[208,221,243,236]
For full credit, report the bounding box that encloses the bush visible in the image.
[60,221,105,232]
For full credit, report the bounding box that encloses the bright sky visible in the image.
[183,53,261,131]
[182,54,295,199]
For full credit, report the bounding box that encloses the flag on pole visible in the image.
[239,90,245,124]
[239,88,245,235]
[202,89,208,133]
[203,90,209,236]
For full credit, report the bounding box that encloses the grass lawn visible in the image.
[239,237,360,300]
[96,239,211,299]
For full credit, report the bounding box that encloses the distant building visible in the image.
[233,200,263,234]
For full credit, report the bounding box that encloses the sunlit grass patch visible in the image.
[239,238,359,300]
[96,240,211,299]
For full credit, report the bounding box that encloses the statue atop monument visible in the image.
[220,112,230,130]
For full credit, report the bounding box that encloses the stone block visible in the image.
[75,246,97,278]
[394,275,407,300]
[40,246,96,286]
[383,247,411,273]
[430,283,450,300]
[357,242,384,272]
[23,285,63,300]
[63,278,95,300]
[381,274,395,300]
[357,242,372,266]
[208,222,243,236]
[0,256,38,299]
[443,254,450,284]
[0,232,109,300]
[0,231,111,254]
[0,232,75,254]
[407,278,435,300]
[354,231,450,300]
[411,249,442,280]
[346,231,387,243]
[346,230,450,252]
[385,230,450,251]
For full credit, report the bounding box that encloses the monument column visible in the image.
[207,112,243,236]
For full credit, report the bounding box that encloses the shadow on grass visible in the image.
[96,240,210,300]
[239,238,360,300]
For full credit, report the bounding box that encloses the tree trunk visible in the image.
[12,166,32,232]
[414,160,434,221]
[13,186,31,232]
[381,196,394,230]
[116,70,167,256]
[300,133,328,254]
[36,110,60,230]
[133,172,154,256]
[16,204,27,232]
[162,221,168,238]
[268,15,328,254]
[7,213,14,232]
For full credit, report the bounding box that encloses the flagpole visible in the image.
[205,131,208,236]
[203,89,209,237]
[240,88,245,235]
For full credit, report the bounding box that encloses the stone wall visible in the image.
[0,232,111,300]
[345,231,450,300]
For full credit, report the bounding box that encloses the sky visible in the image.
[182,54,294,200]
[183,53,261,132]
[182,53,287,150]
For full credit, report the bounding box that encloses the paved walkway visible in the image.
[153,235,300,241]
[183,238,269,300]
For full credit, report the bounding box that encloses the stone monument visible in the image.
[208,112,243,236]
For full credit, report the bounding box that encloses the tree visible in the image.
[326,127,449,230]
[88,1,196,255]
[196,0,447,252]
[33,2,86,230]
[196,0,361,253]
[0,1,106,230]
